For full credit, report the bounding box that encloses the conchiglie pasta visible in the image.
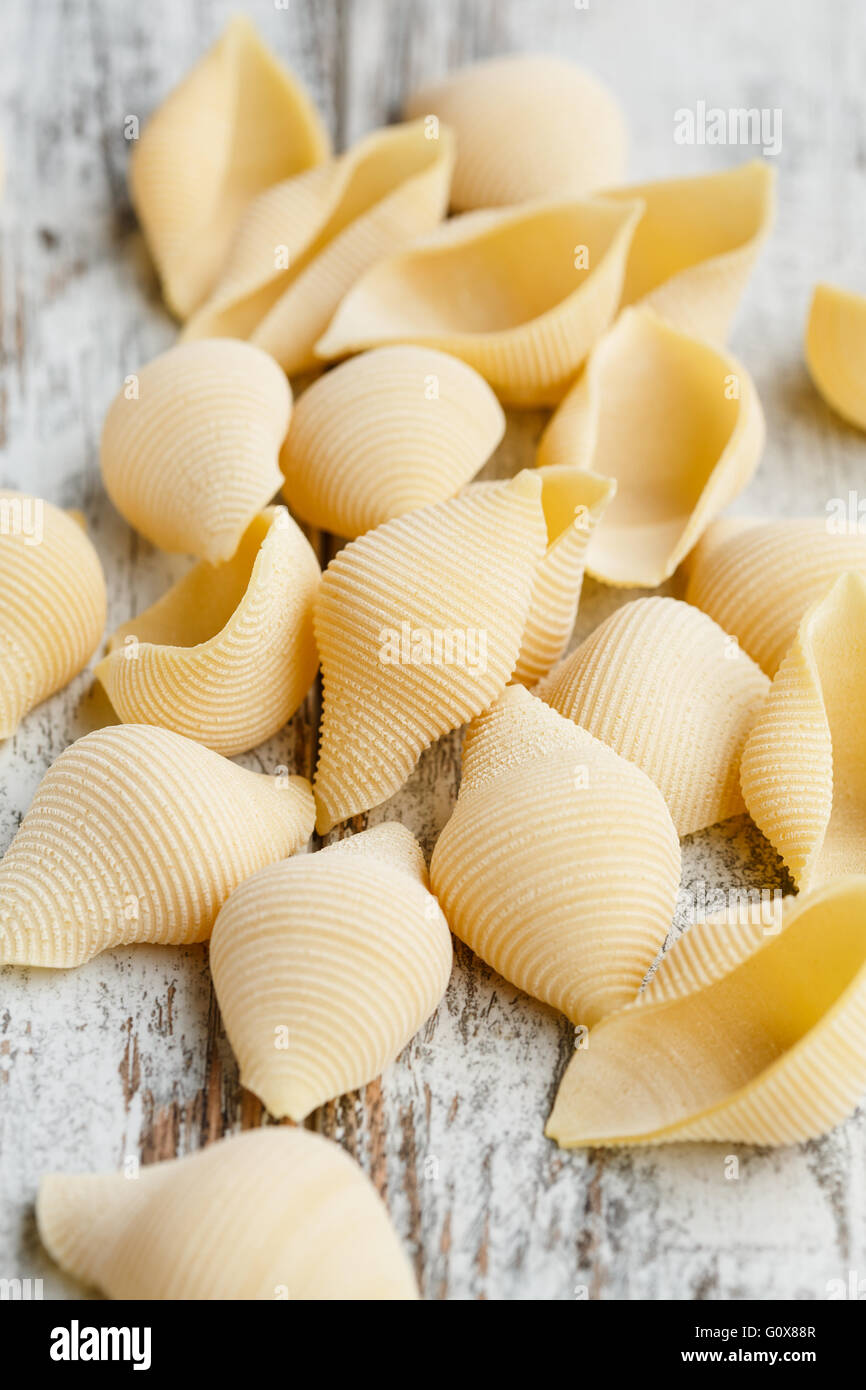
[0,493,106,738]
[95,508,319,756]
[38,1127,417,1300]
[210,823,452,1121]
[0,725,314,968]
[805,282,866,431]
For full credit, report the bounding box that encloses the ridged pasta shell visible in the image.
[38,1127,417,1300]
[315,197,644,406]
[183,121,455,374]
[0,493,106,738]
[805,282,866,431]
[129,16,330,319]
[536,308,765,585]
[0,725,314,967]
[429,686,681,1027]
[547,876,866,1147]
[210,823,453,1120]
[740,572,866,890]
[536,597,770,835]
[101,339,291,564]
[313,472,548,833]
[404,55,627,211]
[685,517,866,675]
[280,346,504,537]
[95,508,320,756]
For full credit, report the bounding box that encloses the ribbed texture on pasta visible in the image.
[0,725,314,967]
[96,508,320,756]
[100,339,291,564]
[37,1128,418,1300]
[280,346,504,537]
[210,824,452,1120]
[429,687,681,1027]
[313,472,547,833]
[0,494,106,738]
[640,915,769,1007]
[805,282,866,431]
[315,198,643,406]
[536,597,770,835]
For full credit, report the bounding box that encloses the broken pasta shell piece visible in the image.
[547,875,866,1148]
[280,346,504,537]
[429,686,681,1027]
[95,508,320,756]
[740,572,866,891]
[211,824,452,1121]
[536,597,770,836]
[313,471,548,833]
[0,494,106,739]
[536,307,764,586]
[37,1127,418,1300]
[129,15,330,320]
[315,197,644,406]
[183,121,455,375]
[100,339,291,565]
[805,283,866,431]
[0,725,314,968]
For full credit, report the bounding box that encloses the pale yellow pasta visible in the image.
[129,15,330,319]
[101,339,291,564]
[404,54,627,211]
[95,508,320,756]
[805,282,866,431]
[38,1127,417,1300]
[313,472,547,833]
[0,725,314,967]
[210,823,452,1121]
[429,686,681,1027]
[0,493,106,738]
[315,197,644,406]
[280,346,504,537]
[183,121,455,374]
[536,308,765,585]
[547,876,866,1147]
[536,597,770,836]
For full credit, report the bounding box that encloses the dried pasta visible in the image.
[805,282,866,431]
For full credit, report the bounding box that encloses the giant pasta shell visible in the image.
[0,725,314,967]
[536,597,770,835]
[280,346,504,537]
[404,54,626,211]
[429,686,681,1027]
[313,472,547,833]
[315,197,643,406]
[0,493,106,738]
[95,508,320,756]
[129,16,330,319]
[547,876,866,1147]
[211,823,452,1120]
[536,308,764,585]
[101,339,291,564]
[805,282,866,431]
[38,1127,417,1300]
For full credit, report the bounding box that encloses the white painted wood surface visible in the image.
[1,0,865,1301]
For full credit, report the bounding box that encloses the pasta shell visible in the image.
[210,823,453,1120]
[101,339,291,564]
[536,308,765,585]
[315,197,644,406]
[404,54,626,211]
[37,1127,417,1300]
[536,597,770,835]
[685,517,866,675]
[95,508,320,756]
[805,282,866,431]
[129,15,330,319]
[313,472,548,833]
[0,494,106,738]
[546,875,866,1147]
[429,686,681,1026]
[280,346,504,537]
[0,725,314,967]
[740,572,866,891]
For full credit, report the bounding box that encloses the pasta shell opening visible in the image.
[805,282,866,431]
